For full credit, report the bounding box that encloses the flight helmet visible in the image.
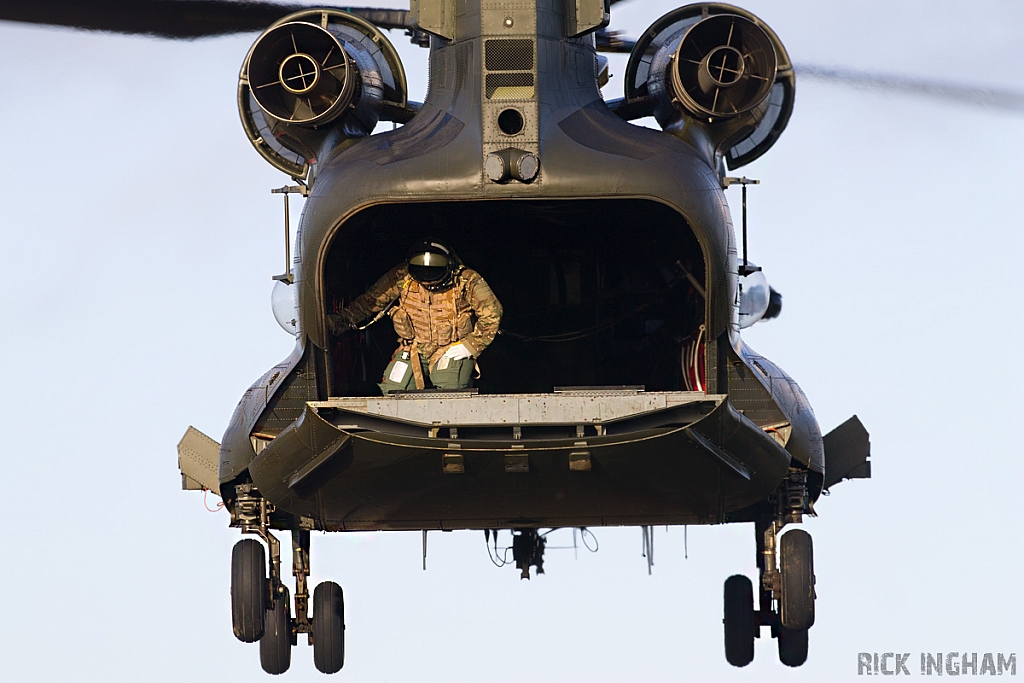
[406,240,457,289]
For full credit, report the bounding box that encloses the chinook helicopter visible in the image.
[169,0,872,673]
[2,0,877,675]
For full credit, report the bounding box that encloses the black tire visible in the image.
[778,626,809,667]
[779,529,815,630]
[260,587,292,675]
[231,539,267,642]
[723,574,756,667]
[312,581,345,674]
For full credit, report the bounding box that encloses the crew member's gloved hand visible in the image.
[326,312,357,335]
[437,342,473,369]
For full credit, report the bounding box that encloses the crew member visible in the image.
[328,240,503,394]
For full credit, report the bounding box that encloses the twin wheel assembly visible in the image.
[724,526,815,668]
[226,473,815,673]
[230,533,345,675]
[229,529,814,673]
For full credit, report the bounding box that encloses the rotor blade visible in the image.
[596,33,1023,114]
[340,7,412,31]
[595,28,635,53]
[795,64,1024,113]
[0,1,412,39]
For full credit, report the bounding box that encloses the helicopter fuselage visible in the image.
[215,0,825,532]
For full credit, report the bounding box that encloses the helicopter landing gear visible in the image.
[779,529,814,630]
[231,486,277,644]
[231,538,267,642]
[772,527,813,667]
[290,528,313,646]
[312,581,346,674]
[776,624,809,667]
[723,575,756,667]
[230,485,345,674]
[756,522,814,667]
[260,585,292,674]
[724,471,815,667]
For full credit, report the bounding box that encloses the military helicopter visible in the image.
[1,0,875,675]
[163,0,877,673]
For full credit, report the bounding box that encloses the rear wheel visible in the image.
[779,529,815,630]
[777,626,809,667]
[723,574,756,667]
[260,587,292,675]
[231,539,267,642]
[312,581,345,674]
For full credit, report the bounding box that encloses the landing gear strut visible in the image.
[230,484,276,643]
[229,484,345,675]
[725,469,815,668]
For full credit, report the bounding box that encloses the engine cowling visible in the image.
[238,9,408,179]
[625,3,795,170]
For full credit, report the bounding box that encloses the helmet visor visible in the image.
[407,251,451,283]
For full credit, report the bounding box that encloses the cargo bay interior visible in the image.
[322,199,707,396]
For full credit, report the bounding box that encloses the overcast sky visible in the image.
[0,1,1021,681]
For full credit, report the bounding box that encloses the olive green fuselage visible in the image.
[218,0,824,531]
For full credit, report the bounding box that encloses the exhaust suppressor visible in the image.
[649,13,777,123]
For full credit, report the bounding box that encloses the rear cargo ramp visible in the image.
[248,390,792,529]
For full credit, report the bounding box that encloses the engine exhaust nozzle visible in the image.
[669,14,777,119]
[248,21,357,126]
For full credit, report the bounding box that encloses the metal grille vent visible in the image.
[485,39,534,71]
[486,72,535,99]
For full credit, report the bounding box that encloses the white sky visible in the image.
[0,1,1021,680]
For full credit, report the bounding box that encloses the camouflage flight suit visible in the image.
[328,264,502,394]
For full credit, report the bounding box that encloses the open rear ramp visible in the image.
[247,389,793,530]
